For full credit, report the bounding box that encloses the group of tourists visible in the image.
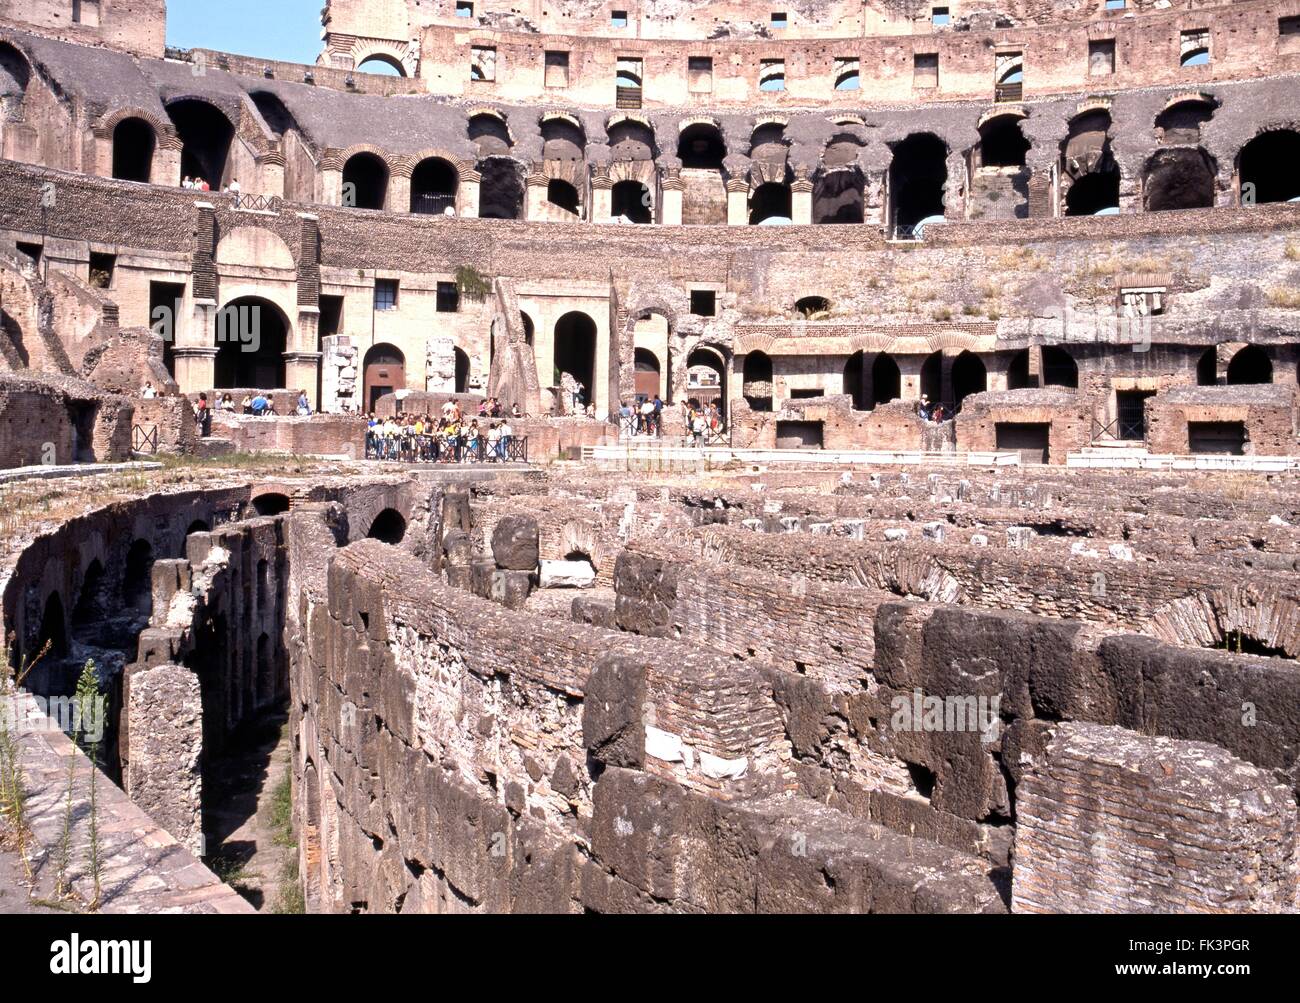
[618,396,664,437]
[366,400,516,463]
[683,399,724,447]
[918,395,949,423]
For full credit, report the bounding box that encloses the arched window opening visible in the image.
[362,343,406,411]
[743,351,774,411]
[166,99,234,189]
[410,157,458,215]
[1156,100,1214,146]
[1196,346,1218,386]
[357,54,406,76]
[608,119,657,161]
[469,113,512,157]
[1226,345,1272,385]
[546,178,580,215]
[951,351,987,412]
[342,152,389,210]
[36,593,68,661]
[1065,171,1120,215]
[252,493,290,516]
[1043,346,1079,388]
[612,180,652,223]
[749,182,792,225]
[478,157,524,219]
[541,118,585,162]
[1143,148,1215,212]
[889,133,948,236]
[977,115,1029,169]
[871,353,901,406]
[843,351,867,410]
[214,297,288,389]
[633,347,661,401]
[111,117,155,183]
[250,91,297,137]
[554,313,597,405]
[686,346,728,418]
[455,347,471,393]
[122,539,154,616]
[1238,131,1300,205]
[677,123,725,170]
[367,508,407,544]
[795,296,830,318]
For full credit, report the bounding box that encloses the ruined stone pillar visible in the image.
[791,174,814,226]
[125,663,204,855]
[524,168,550,222]
[155,138,182,188]
[726,179,750,226]
[321,151,343,206]
[898,355,924,401]
[1013,722,1298,914]
[256,152,286,200]
[457,167,481,218]
[591,169,613,223]
[389,158,413,214]
[660,169,683,225]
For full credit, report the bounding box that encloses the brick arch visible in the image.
[94,107,179,148]
[404,148,472,180]
[350,39,416,77]
[852,549,966,605]
[1145,585,1300,658]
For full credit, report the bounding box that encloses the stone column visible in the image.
[156,137,182,188]
[898,355,924,401]
[591,167,613,223]
[791,171,814,225]
[660,168,683,225]
[284,352,322,400]
[321,150,344,206]
[726,179,750,226]
[125,663,204,855]
[256,152,286,200]
[457,166,481,218]
[389,157,413,214]
[524,167,550,221]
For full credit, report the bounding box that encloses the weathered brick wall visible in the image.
[1146,385,1300,455]
[1013,722,1298,913]
[211,413,365,458]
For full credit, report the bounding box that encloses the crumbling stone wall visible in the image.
[1013,722,1298,913]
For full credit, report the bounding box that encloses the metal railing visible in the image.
[412,192,456,215]
[231,192,281,212]
[615,86,643,109]
[132,424,159,454]
[365,432,528,463]
[1092,415,1144,442]
[995,81,1023,103]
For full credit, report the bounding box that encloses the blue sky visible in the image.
[166,0,324,63]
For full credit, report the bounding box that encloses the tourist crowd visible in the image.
[366,399,519,463]
[616,396,725,446]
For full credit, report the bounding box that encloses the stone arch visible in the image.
[607,115,657,162]
[111,116,156,183]
[216,226,296,270]
[252,492,291,516]
[165,97,236,188]
[1061,108,1119,216]
[410,154,460,214]
[976,111,1029,169]
[853,550,966,605]
[468,110,513,156]
[478,156,524,219]
[367,508,407,545]
[1227,345,1272,385]
[889,133,948,236]
[1155,95,1215,145]
[1237,129,1300,205]
[541,114,585,162]
[214,296,289,389]
[554,312,597,403]
[1146,585,1300,658]
[1142,147,1216,212]
[122,539,154,615]
[341,149,391,210]
[350,38,415,77]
